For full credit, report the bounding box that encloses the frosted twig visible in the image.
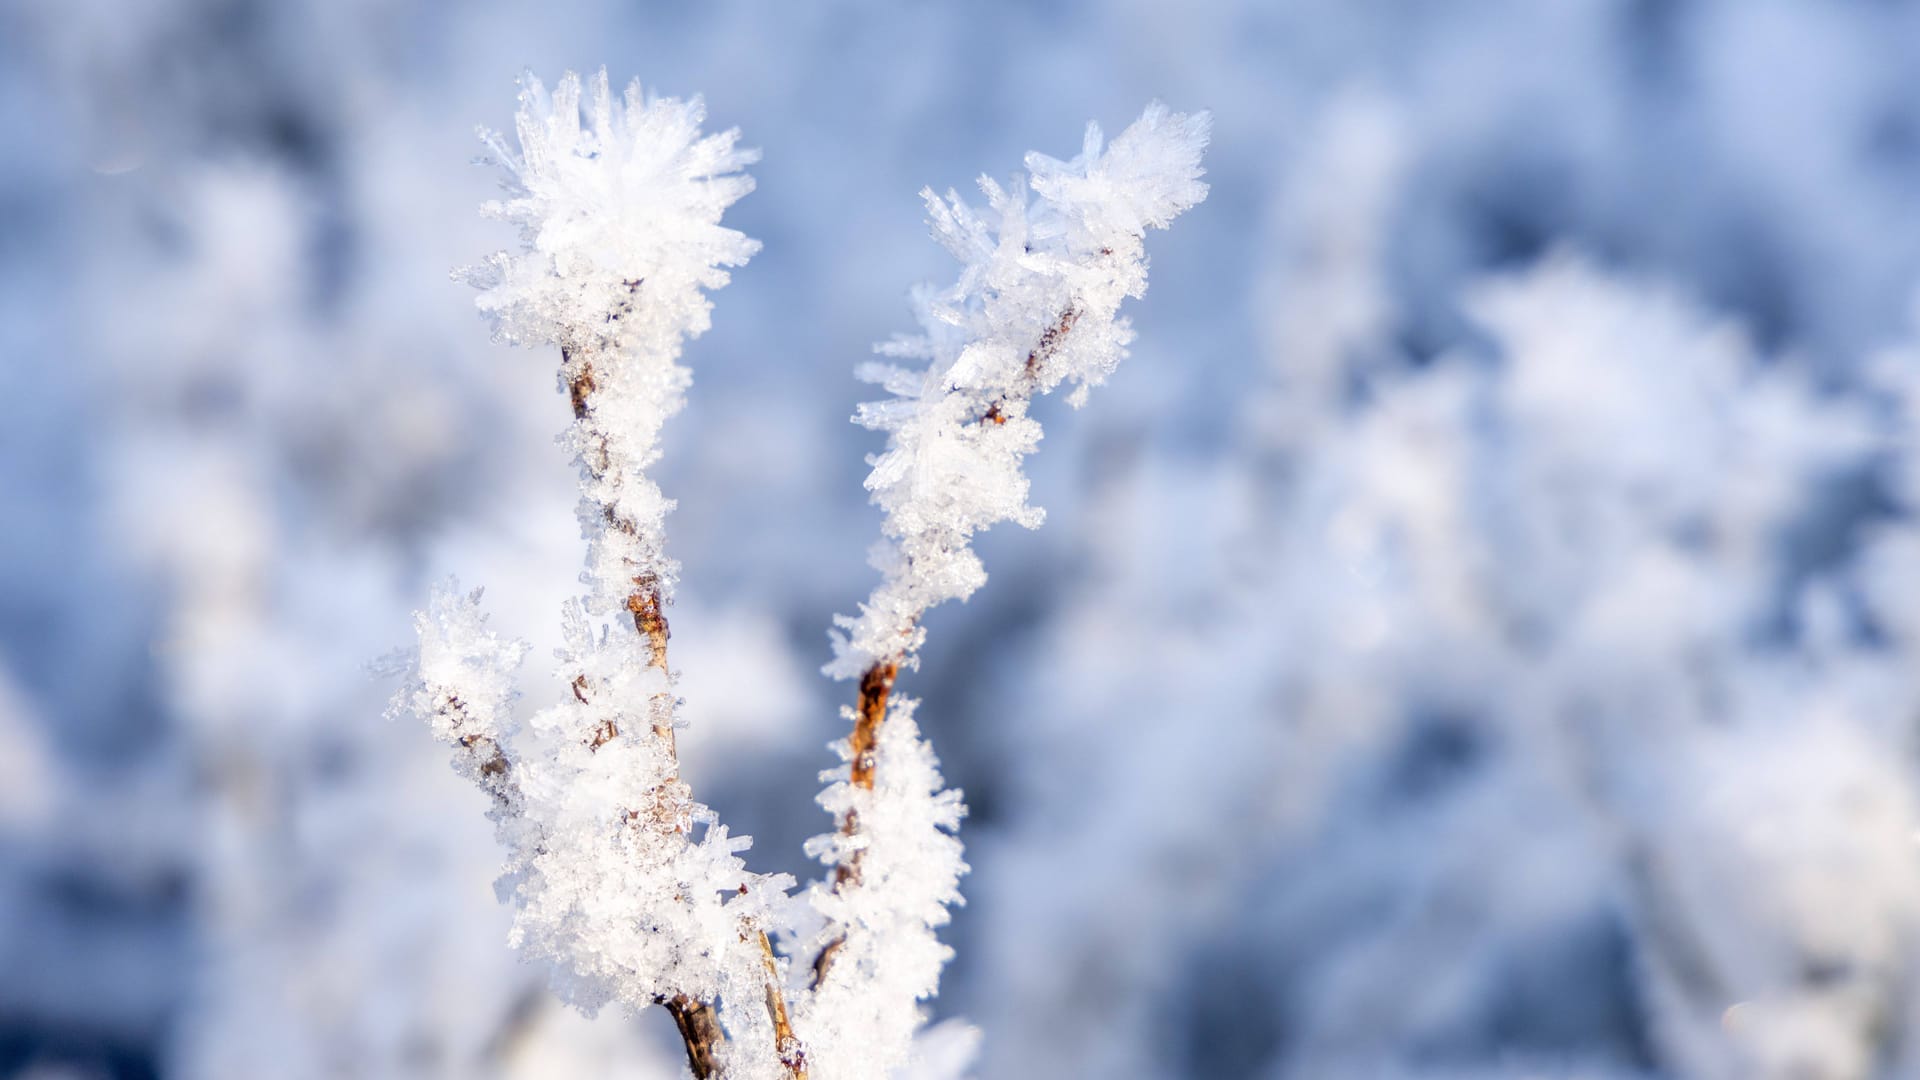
[392,69,800,1080]
[798,103,1210,1078]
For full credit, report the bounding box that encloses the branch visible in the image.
[401,68,801,1080]
[758,929,809,1078]
[663,993,725,1079]
[803,104,1210,1074]
[564,346,734,1067]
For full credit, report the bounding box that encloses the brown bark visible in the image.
[662,994,726,1079]
[757,930,809,1078]
[847,661,899,791]
[829,659,900,894]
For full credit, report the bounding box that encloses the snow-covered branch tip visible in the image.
[797,103,1210,1079]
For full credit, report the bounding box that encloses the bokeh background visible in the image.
[7,1,1920,1077]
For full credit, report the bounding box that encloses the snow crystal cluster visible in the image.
[467,68,760,356]
[391,71,1208,1080]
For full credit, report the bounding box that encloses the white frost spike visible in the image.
[466,68,761,354]
[827,102,1210,678]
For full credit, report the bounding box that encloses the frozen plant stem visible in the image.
[830,301,1082,889]
[394,69,1206,1080]
[563,344,676,751]
[391,69,802,1080]
[664,994,725,1079]
[563,339,739,1076]
[797,103,1210,1079]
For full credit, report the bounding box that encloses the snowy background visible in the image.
[7,1,1920,1077]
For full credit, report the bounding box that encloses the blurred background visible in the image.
[6,1,1920,1077]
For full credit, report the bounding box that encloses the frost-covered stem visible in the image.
[977,306,1081,427]
[810,661,895,985]
[563,343,678,753]
[563,341,744,1070]
[846,662,899,796]
[800,104,1209,1076]
[397,69,808,1080]
[568,339,809,1080]
[821,298,1085,902]
[434,692,522,818]
[807,661,900,984]
[825,299,1082,891]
